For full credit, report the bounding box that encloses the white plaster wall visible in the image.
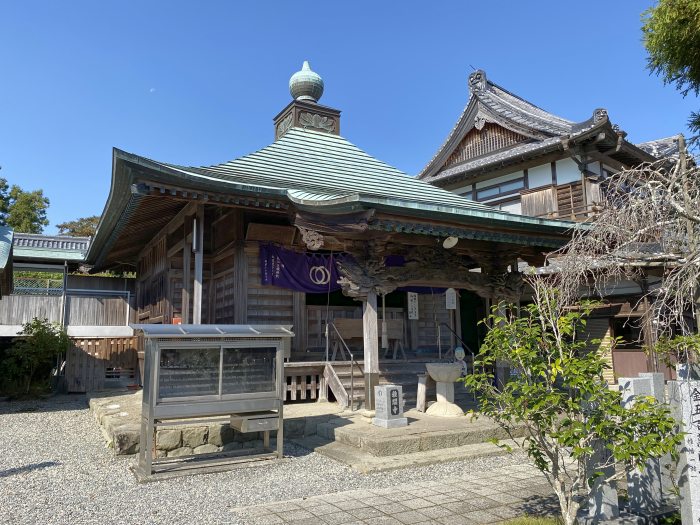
[527,164,552,189]
[586,161,601,176]
[475,170,523,189]
[556,158,582,184]
[499,199,522,214]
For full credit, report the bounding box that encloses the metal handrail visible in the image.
[328,322,362,411]
[439,322,476,359]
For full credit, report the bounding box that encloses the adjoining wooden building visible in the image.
[86,62,576,407]
[418,69,680,381]
[0,226,13,299]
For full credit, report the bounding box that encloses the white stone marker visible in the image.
[639,372,674,499]
[619,377,663,513]
[668,380,700,525]
[373,384,407,428]
[586,440,620,521]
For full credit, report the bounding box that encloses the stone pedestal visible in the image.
[619,377,663,513]
[372,385,407,428]
[668,380,700,525]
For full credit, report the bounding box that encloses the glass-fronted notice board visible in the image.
[158,346,277,400]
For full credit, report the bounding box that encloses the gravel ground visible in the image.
[0,395,531,525]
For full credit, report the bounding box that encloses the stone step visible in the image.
[291,434,515,474]
[316,411,523,457]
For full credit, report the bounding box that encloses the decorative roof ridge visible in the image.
[14,232,91,251]
[418,69,610,180]
[474,74,574,129]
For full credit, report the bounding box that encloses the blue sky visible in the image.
[1,1,696,234]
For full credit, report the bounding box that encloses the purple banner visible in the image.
[260,244,342,293]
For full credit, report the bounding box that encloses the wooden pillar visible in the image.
[292,291,307,355]
[181,217,192,324]
[193,205,204,324]
[363,290,379,410]
[232,210,248,325]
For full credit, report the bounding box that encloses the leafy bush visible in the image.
[464,281,682,525]
[1,318,70,395]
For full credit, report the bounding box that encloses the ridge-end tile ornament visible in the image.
[594,108,609,123]
[468,69,487,92]
[299,112,336,133]
[297,226,324,251]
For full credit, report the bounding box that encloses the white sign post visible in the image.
[407,292,419,320]
[445,288,457,310]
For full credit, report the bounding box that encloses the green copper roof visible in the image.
[89,127,579,268]
[0,227,13,270]
[160,128,575,232]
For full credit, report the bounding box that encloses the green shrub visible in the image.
[1,318,70,395]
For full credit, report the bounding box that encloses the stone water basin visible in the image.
[425,362,462,383]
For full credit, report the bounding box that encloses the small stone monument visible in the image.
[619,377,663,514]
[639,372,675,499]
[668,380,700,525]
[584,440,620,522]
[373,384,407,428]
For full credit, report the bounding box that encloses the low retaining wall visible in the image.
[88,391,340,456]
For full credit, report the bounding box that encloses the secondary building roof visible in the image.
[419,70,674,185]
[13,233,89,264]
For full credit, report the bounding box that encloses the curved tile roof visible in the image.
[13,232,89,262]
[166,127,495,213]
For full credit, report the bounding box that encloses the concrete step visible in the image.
[330,420,521,457]
[292,434,515,474]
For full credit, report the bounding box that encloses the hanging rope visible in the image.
[323,251,334,363]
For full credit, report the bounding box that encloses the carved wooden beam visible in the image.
[336,246,524,300]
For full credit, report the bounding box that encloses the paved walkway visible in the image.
[231,463,558,524]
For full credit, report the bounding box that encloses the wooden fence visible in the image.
[66,337,139,393]
[0,293,133,326]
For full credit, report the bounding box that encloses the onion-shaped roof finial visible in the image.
[289,61,324,102]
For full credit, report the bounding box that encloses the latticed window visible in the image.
[12,272,64,296]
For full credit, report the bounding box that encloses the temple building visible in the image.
[419,69,680,380]
[85,62,575,407]
[419,70,678,220]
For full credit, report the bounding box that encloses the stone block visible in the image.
[373,385,407,429]
[207,424,235,446]
[182,426,208,448]
[156,429,181,451]
[193,443,219,454]
[113,424,140,455]
[167,446,193,457]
